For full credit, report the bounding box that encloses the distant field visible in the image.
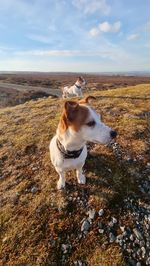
[0,73,150,107]
[0,84,150,265]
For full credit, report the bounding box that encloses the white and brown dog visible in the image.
[62,76,86,98]
[49,96,117,189]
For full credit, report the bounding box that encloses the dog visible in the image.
[62,76,86,98]
[49,96,117,189]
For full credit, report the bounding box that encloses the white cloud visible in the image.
[89,27,99,37]
[27,34,52,44]
[127,33,140,41]
[16,50,83,57]
[72,0,110,15]
[99,21,111,32]
[90,21,121,37]
[14,47,129,63]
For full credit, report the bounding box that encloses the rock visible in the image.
[98,229,104,234]
[98,209,104,216]
[68,196,72,201]
[127,248,132,254]
[109,232,116,243]
[81,220,90,232]
[108,221,114,228]
[116,235,123,246]
[122,231,128,237]
[139,240,145,247]
[61,255,65,262]
[61,243,71,254]
[130,234,134,241]
[78,261,83,266]
[135,238,140,245]
[87,209,95,220]
[133,228,143,240]
[2,237,9,243]
[145,224,149,230]
[74,260,83,266]
[112,217,117,224]
[146,257,150,265]
[128,257,136,266]
[31,186,38,194]
[120,226,125,232]
[98,222,103,229]
[83,230,88,236]
[146,162,150,169]
[141,246,146,258]
[123,243,127,250]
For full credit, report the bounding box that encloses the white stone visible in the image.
[98,209,104,216]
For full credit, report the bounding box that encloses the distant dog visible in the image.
[62,76,86,98]
[49,96,117,189]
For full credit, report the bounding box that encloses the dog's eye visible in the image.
[86,120,96,127]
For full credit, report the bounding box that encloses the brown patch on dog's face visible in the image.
[78,76,84,83]
[58,100,89,134]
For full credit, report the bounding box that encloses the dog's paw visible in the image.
[57,181,65,190]
[78,174,86,184]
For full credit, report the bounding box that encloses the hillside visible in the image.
[1,73,150,108]
[0,84,150,266]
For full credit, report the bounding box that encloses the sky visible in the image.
[0,0,150,72]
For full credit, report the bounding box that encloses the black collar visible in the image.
[56,138,84,159]
[75,84,81,89]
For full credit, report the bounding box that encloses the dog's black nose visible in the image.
[110,130,117,139]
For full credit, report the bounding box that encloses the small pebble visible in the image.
[99,229,104,234]
[81,220,90,232]
[130,234,134,241]
[98,209,104,216]
[108,221,114,227]
[31,186,38,194]
[109,232,116,243]
[112,217,117,224]
[133,228,143,240]
[87,209,95,220]
[120,226,125,232]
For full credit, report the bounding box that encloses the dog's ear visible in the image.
[64,101,79,122]
[78,76,84,82]
[79,95,96,104]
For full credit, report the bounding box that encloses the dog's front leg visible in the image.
[79,92,83,98]
[76,167,86,184]
[57,170,66,189]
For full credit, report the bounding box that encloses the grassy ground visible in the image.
[0,84,150,265]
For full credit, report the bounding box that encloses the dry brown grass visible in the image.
[0,84,150,265]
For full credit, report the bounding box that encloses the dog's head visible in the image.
[77,76,86,86]
[58,96,117,145]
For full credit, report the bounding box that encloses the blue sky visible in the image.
[0,0,150,72]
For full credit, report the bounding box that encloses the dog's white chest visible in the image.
[49,136,87,172]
